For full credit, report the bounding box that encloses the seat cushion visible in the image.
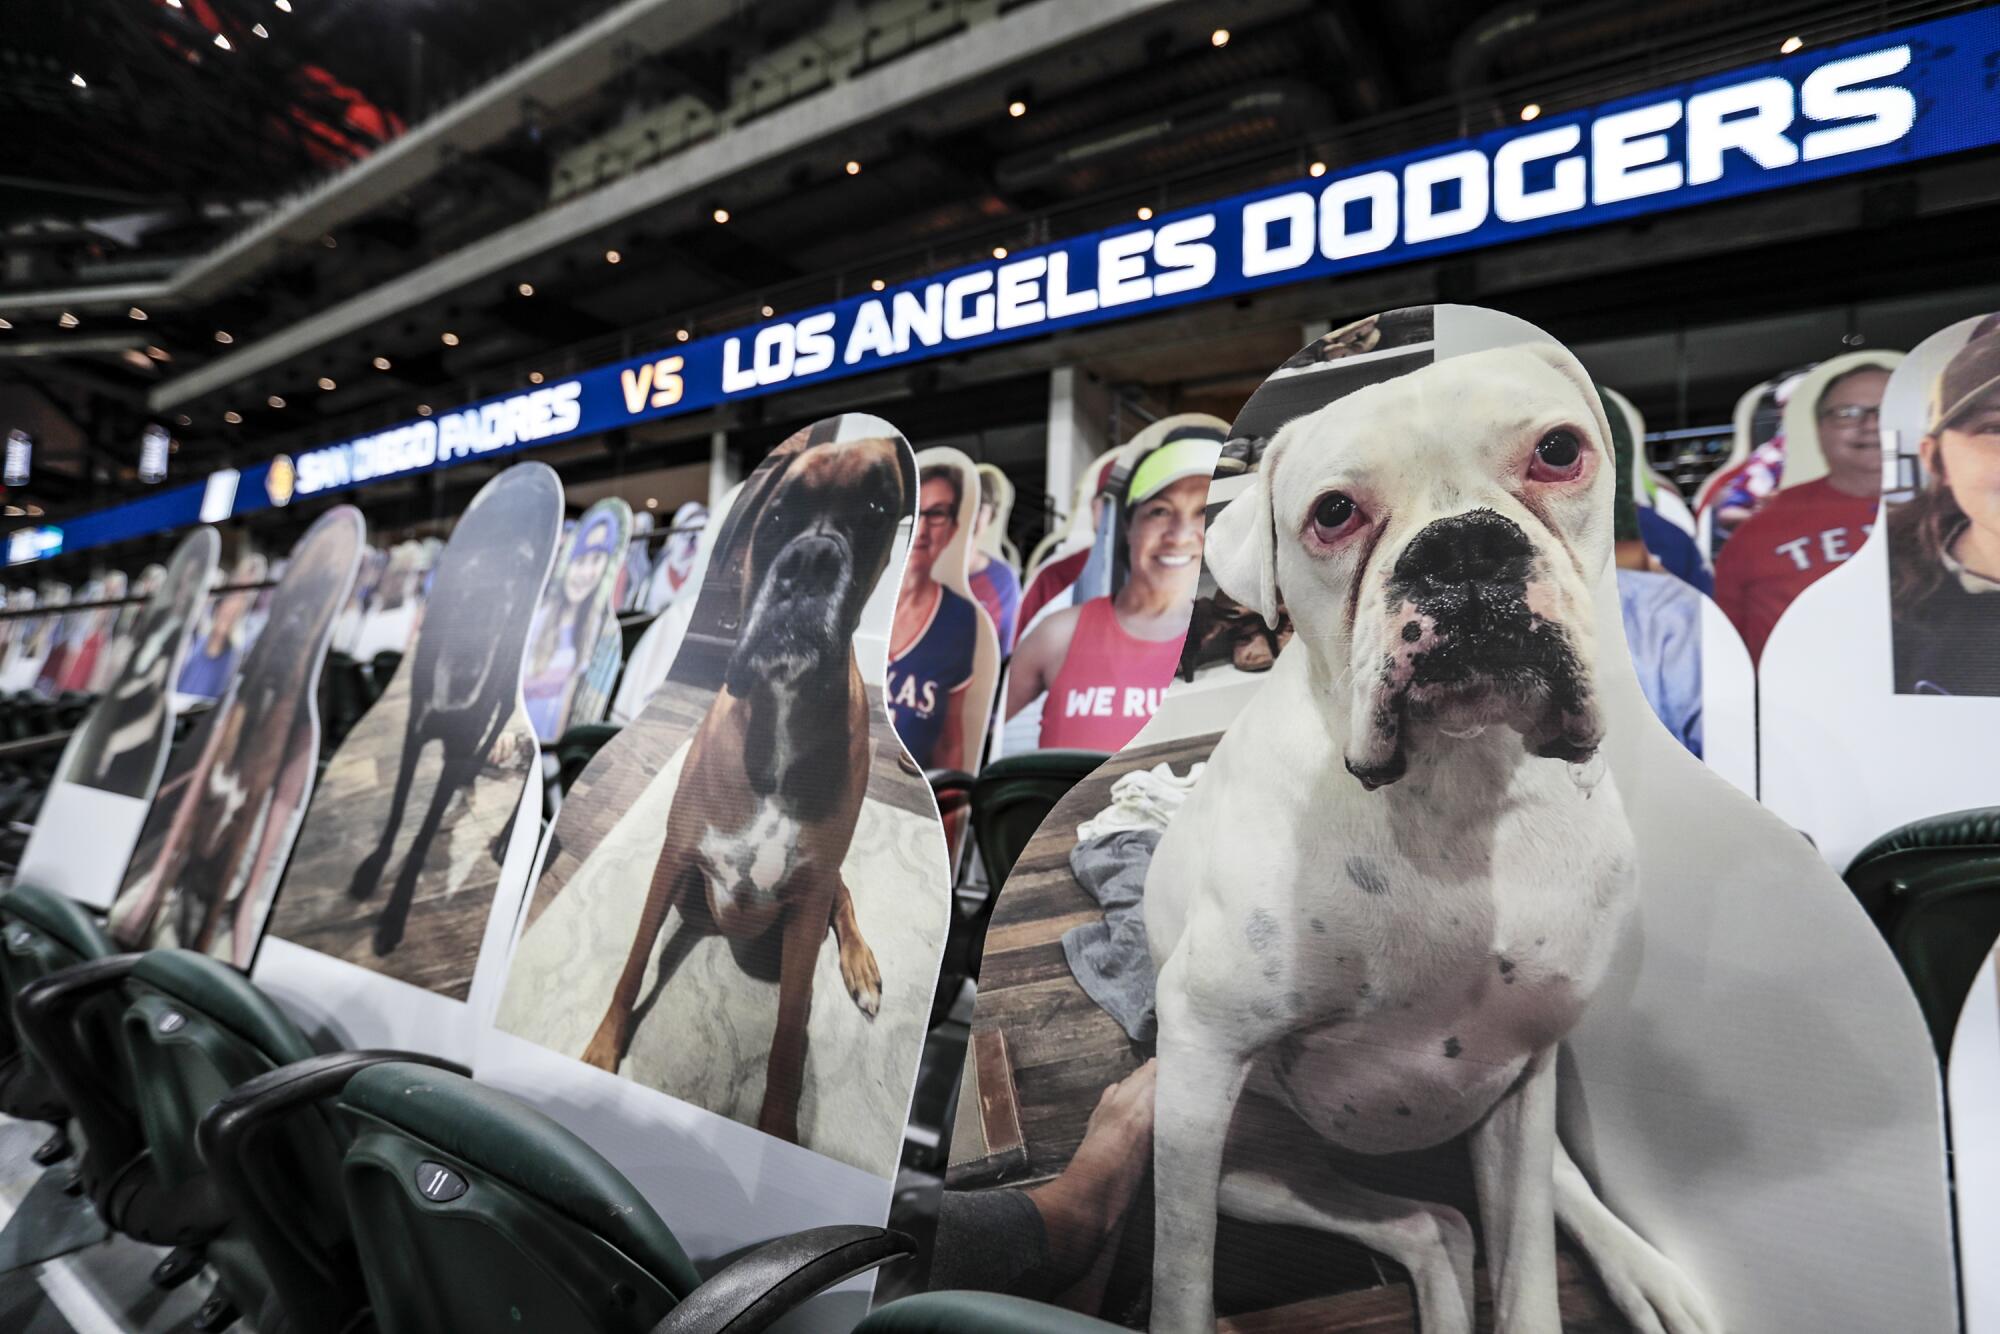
[130,950,315,1067]
[859,1292,1122,1333]
[0,883,113,961]
[341,1062,702,1298]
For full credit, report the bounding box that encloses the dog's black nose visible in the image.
[1394,509,1534,594]
[772,531,845,594]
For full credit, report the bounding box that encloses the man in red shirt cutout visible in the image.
[1715,363,1891,662]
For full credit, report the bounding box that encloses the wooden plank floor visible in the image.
[963,732,1630,1330]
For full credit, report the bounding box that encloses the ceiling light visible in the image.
[122,348,153,371]
[175,414,192,427]
[252,23,268,37]
[57,312,78,329]
[760,305,775,318]
[128,306,147,320]
[267,395,285,408]
[317,376,336,390]
[1136,206,1153,220]
[215,330,233,344]
[0,318,11,330]
[1007,99,1027,118]
[528,371,544,384]
[275,0,291,10]
[992,246,1008,259]
[1520,103,1541,122]
[214,33,232,50]
[416,404,433,416]
[320,234,337,249]
[1780,35,1803,54]
[517,282,534,297]
[146,345,169,361]
[165,0,181,7]
[4,506,22,517]
[70,73,86,89]
[604,249,622,264]
[675,328,690,342]
[372,355,391,370]
[23,505,40,517]
[712,208,730,224]
[870,279,885,291]
[845,160,862,176]
[1309,160,1327,177]
[223,410,243,425]
[441,331,459,346]
[646,497,658,509]
[1210,28,1230,47]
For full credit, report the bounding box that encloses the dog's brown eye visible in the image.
[1308,492,1362,546]
[1537,430,1579,466]
[1529,429,1585,482]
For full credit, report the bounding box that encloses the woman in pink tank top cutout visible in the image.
[1005,436,1218,752]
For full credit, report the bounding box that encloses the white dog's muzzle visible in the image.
[1344,506,1602,789]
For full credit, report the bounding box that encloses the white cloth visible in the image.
[1076,761,1204,842]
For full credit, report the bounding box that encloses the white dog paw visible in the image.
[1593,1243,1723,1334]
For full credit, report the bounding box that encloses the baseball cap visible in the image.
[1125,432,1223,507]
[577,511,621,555]
[1928,314,2000,435]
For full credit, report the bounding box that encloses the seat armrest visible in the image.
[649,1226,915,1334]
[15,953,141,1079]
[196,1049,470,1177]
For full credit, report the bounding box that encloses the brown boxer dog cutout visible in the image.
[579,427,915,1142]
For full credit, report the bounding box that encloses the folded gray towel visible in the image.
[1063,828,1161,1043]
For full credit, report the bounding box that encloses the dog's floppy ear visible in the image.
[1205,448,1283,626]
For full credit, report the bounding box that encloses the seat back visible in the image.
[337,1062,700,1334]
[0,883,114,1121]
[120,949,347,1322]
[970,750,1110,893]
[1847,808,2000,1056]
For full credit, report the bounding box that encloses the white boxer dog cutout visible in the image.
[1146,343,1717,1333]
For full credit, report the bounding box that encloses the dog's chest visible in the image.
[1257,830,1632,1154]
[695,795,809,920]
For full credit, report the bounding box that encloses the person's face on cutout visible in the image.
[565,546,609,603]
[1125,475,1208,593]
[910,477,958,581]
[1817,368,1890,498]
[974,499,997,539]
[1925,388,2000,560]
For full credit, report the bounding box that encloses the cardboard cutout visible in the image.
[523,497,632,740]
[487,415,950,1295]
[642,501,709,616]
[175,552,269,704]
[257,463,560,1056]
[1599,385,1755,793]
[891,448,1001,793]
[1953,945,2000,1333]
[34,578,104,698]
[1002,416,1227,757]
[0,584,64,694]
[611,493,734,725]
[1762,317,2000,868]
[621,509,656,613]
[350,539,430,660]
[105,508,365,967]
[970,463,1023,652]
[18,530,217,908]
[933,306,1952,1333]
[1714,352,1901,662]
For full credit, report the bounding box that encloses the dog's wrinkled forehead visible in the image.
[1271,346,1607,513]
[750,437,907,555]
